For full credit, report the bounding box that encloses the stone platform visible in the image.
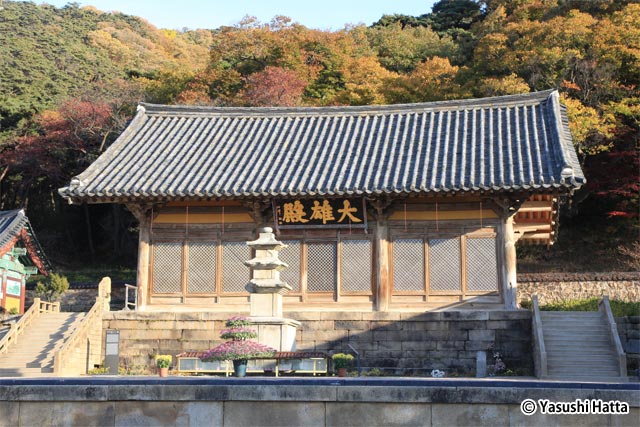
[0,377,638,426]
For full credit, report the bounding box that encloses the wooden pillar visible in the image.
[503,216,518,310]
[127,204,151,312]
[136,214,150,311]
[374,201,390,312]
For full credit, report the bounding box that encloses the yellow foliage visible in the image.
[561,95,615,155]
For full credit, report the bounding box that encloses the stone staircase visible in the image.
[0,312,86,377]
[540,311,626,382]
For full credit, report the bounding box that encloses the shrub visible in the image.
[34,273,69,302]
[200,316,276,362]
[331,353,354,369]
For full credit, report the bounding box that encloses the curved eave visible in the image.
[59,183,582,205]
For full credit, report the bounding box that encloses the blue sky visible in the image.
[41,0,437,30]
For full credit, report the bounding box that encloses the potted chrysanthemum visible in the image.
[200,316,275,377]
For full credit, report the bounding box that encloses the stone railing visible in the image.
[0,298,59,355]
[599,295,627,378]
[530,295,547,378]
[53,277,110,376]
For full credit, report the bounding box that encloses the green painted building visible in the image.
[0,210,51,314]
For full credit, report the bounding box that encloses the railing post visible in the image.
[34,297,41,312]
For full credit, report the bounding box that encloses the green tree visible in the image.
[34,273,70,302]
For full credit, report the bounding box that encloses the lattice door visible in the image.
[466,238,498,292]
[221,241,249,293]
[307,242,337,293]
[280,240,301,292]
[152,241,183,294]
[428,238,461,292]
[393,239,425,292]
[187,241,217,294]
[341,240,372,293]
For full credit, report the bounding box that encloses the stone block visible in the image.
[224,401,325,427]
[19,402,115,427]
[337,386,457,403]
[401,340,437,351]
[609,407,640,427]
[302,330,349,342]
[508,404,611,427]
[495,328,529,342]
[422,322,451,331]
[371,321,404,331]
[376,340,402,351]
[486,320,511,330]
[453,320,490,330]
[626,339,640,353]
[432,403,508,426]
[441,311,489,321]
[368,350,403,359]
[180,330,216,341]
[174,320,209,330]
[347,331,374,343]
[285,311,323,321]
[440,330,471,341]
[299,321,334,331]
[0,401,18,427]
[488,310,531,320]
[228,385,336,401]
[321,311,363,321]
[335,321,370,331]
[372,330,390,341]
[114,401,222,427]
[362,312,402,321]
[326,402,430,427]
[469,330,496,341]
[465,340,495,351]
[436,341,466,350]
[401,312,442,321]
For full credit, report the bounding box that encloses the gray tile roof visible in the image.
[59,90,584,203]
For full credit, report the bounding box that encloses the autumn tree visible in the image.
[240,66,307,107]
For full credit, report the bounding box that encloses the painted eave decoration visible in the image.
[0,209,52,275]
[58,90,585,205]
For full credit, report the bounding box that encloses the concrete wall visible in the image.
[102,311,532,376]
[0,378,638,427]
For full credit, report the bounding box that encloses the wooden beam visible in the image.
[519,201,554,213]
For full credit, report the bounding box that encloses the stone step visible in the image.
[545,375,625,382]
[541,311,603,317]
[0,311,87,377]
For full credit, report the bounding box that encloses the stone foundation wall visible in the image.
[518,273,640,304]
[617,316,640,376]
[102,310,533,376]
[1,379,638,427]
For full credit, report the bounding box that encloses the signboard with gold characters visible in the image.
[274,198,367,229]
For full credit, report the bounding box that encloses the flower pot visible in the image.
[158,367,169,377]
[337,368,347,377]
[233,359,248,377]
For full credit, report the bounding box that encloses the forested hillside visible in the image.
[0,0,637,274]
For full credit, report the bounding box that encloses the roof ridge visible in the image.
[139,90,557,117]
